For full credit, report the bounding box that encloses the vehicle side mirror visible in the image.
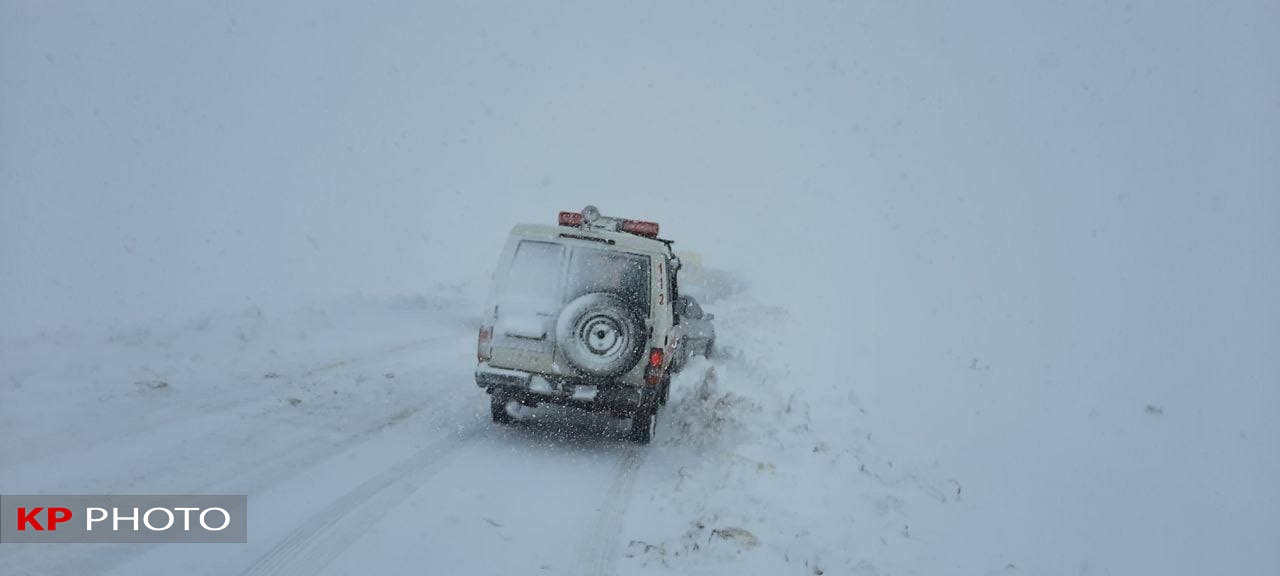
[674,296,690,316]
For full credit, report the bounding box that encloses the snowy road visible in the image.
[1,292,750,575]
[3,281,1275,575]
[238,404,653,576]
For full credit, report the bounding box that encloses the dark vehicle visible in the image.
[674,295,715,370]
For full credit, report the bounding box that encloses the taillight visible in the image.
[477,326,492,362]
[558,211,584,227]
[644,347,664,386]
[621,219,660,238]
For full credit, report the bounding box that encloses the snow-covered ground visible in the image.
[2,269,1275,575]
[3,1,1278,575]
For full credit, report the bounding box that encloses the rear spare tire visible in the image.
[556,292,645,379]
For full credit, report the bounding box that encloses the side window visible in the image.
[668,262,677,308]
[660,258,670,308]
[664,258,680,322]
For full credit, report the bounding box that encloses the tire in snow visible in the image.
[556,292,645,379]
[490,392,513,424]
[629,409,657,444]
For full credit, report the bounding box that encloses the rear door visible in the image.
[490,239,566,374]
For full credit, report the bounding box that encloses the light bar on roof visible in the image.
[620,219,659,238]
[558,211,584,227]
[556,206,660,239]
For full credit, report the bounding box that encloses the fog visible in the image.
[3,2,1277,574]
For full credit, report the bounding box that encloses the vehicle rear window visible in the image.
[566,247,651,314]
[499,240,565,312]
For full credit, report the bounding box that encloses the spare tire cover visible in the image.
[556,292,646,378]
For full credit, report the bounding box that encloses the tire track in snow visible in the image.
[0,336,450,475]
[574,445,649,576]
[9,335,456,497]
[2,344,468,576]
[296,335,452,378]
[11,401,448,576]
[241,426,481,576]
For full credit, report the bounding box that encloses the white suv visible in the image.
[475,206,685,443]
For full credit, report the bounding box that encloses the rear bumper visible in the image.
[475,363,651,414]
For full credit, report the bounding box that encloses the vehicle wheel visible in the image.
[490,391,513,424]
[704,338,715,358]
[659,378,670,405]
[556,293,645,378]
[629,408,658,444]
[675,344,690,373]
